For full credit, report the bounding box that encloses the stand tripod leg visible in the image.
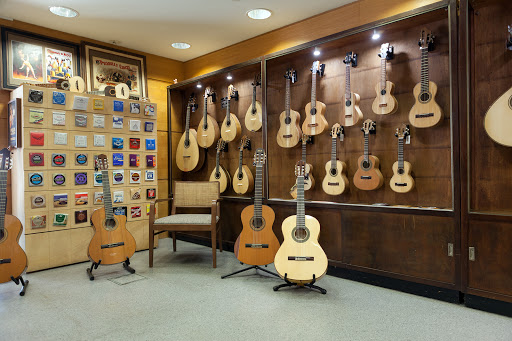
[254,266,280,278]
[273,273,326,294]
[11,276,29,296]
[221,265,257,279]
[123,257,135,274]
[86,260,101,281]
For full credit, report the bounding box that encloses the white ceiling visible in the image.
[0,0,357,61]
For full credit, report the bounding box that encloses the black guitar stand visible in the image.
[86,257,135,281]
[10,275,29,296]
[273,273,326,294]
[221,262,279,279]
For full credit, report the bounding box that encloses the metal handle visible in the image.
[469,247,476,261]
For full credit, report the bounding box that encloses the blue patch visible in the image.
[52,92,66,105]
[112,153,124,166]
[112,137,124,149]
[145,138,156,150]
[113,100,124,112]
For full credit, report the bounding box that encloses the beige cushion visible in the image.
[154,214,219,225]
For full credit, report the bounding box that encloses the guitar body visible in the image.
[88,208,136,265]
[303,101,328,136]
[234,205,280,266]
[277,109,302,148]
[372,81,398,115]
[484,86,512,147]
[245,101,263,132]
[274,215,328,284]
[353,155,384,191]
[233,165,254,194]
[409,81,443,128]
[290,163,314,199]
[390,161,415,193]
[197,115,220,148]
[322,161,349,195]
[221,114,242,142]
[209,166,231,193]
[176,129,205,172]
[0,215,27,283]
[343,93,363,127]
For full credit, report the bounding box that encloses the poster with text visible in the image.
[45,48,73,83]
[92,56,140,96]
[11,40,43,82]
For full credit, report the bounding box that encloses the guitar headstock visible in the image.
[419,28,435,51]
[295,160,306,177]
[507,25,512,50]
[205,86,217,102]
[239,136,250,151]
[361,119,376,135]
[252,73,261,87]
[0,148,12,171]
[330,123,342,138]
[301,134,311,145]
[253,148,266,166]
[284,68,297,83]
[228,84,238,101]
[395,124,410,139]
[310,61,325,76]
[343,52,358,67]
[378,43,394,60]
[95,154,109,170]
[216,139,227,153]
[188,94,198,111]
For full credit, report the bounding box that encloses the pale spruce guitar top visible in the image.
[484,87,512,147]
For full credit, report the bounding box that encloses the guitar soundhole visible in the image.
[509,95,512,110]
[237,173,243,180]
[252,108,257,115]
[203,123,208,130]
[250,217,265,231]
[226,121,231,127]
[103,218,117,231]
[381,89,386,95]
[184,140,190,148]
[419,92,431,103]
[0,229,6,243]
[284,117,291,125]
[361,160,372,170]
[398,168,405,175]
[292,227,310,243]
[330,168,338,177]
[215,172,221,180]
[345,100,352,107]
[310,108,317,115]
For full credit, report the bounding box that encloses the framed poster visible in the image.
[1,28,80,89]
[7,98,22,148]
[81,42,147,99]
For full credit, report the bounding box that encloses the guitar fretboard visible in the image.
[296,175,305,228]
[311,72,317,110]
[398,138,404,170]
[215,150,221,175]
[0,171,7,231]
[202,96,208,130]
[252,86,257,113]
[330,137,337,171]
[254,164,263,220]
[237,149,244,178]
[364,133,369,163]
[420,48,430,94]
[380,59,387,91]
[285,76,291,118]
[345,64,351,100]
[101,170,114,219]
[226,98,231,125]
[185,105,191,145]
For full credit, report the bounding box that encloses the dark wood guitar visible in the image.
[353,119,384,191]
[234,149,280,266]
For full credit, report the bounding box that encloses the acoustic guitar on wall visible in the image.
[234,149,280,266]
[221,85,242,142]
[342,52,363,127]
[277,68,302,148]
[245,74,263,132]
[209,139,231,193]
[484,86,512,147]
[353,119,384,191]
[409,28,443,128]
[197,87,220,148]
[390,124,415,193]
[322,124,349,195]
[176,95,205,172]
[274,160,328,284]
[372,43,398,115]
[232,136,254,195]
[290,135,315,199]
[302,61,328,136]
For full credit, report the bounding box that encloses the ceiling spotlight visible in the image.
[226,75,233,80]
[247,8,272,20]
[372,30,381,40]
[196,83,202,88]
[172,42,191,49]
[313,48,321,56]
[49,6,79,18]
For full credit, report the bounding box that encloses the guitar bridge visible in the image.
[415,113,434,118]
[283,134,292,138]
[0,258,12,264]
[361,176,372,179]
[328,182,339,186]
[101,242,125,249]
[308,123,318,127]
[379,104,388,107]
[394,183,408,187]
[245,243,269,248]
[288,256,314,261]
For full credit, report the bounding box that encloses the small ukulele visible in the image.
[409,28,443,128]
[197,87,220,148]
[235,149,280,266]
[390,124,415,193]
[302,61,328,136]
[290,135,315,199]
[209,139,231,193]
[322,124,349,195]
[245,74,263,132]
[232,136,254,195]
[353,119,384,191]
[221,85,242,142]
[372,43,398,115]
[176,95,205,172]
[484,86,512,146]
[277,68,302,148]
[343,52,363,127]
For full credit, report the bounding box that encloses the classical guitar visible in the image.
[290,135,315,199]
[0,148,28,285]
[221,85,242,142]
[88,155,136,265]
[197,87,220,148]
[176,95,204,172]
[302,61,328,136]
[209,139,231,193]
[372,43,398,115]
[409,28,443,128]
[353,119,384,191]
[232,136,254,194]
[245,74,262,132]
[342,52,363,127]
[274,160,328,284]
[277,68,302,148]
[234,149,280,266]
[390,124,415,193]
[484,86,512,147]
[322,124,349,195]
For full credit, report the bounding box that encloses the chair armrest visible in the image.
[150,197,173,225]
[211,199,220,225]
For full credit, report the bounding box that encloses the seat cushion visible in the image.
[154,214,219,225]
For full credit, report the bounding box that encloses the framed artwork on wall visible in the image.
[8,98,22,148]
[81,42,148,99]
[1,27,80,89]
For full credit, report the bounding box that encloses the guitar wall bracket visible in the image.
[86,257,135,281]
[10,275,29,296]
[273,273,327,294]
[507,25,512,50]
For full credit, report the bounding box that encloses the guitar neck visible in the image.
[238,150,243,177]
[364,133,369,163]
[185,105,191,143]
[101,170,114,219]
[252,86,257,112]
[0,171,7,231]
[311,72,317,109]
[345,64,351,100]
[331,137,337,170]
[203,97,208,129]
[398,138,404,170]
[215,150,221,174]
[296,175,305,228]
[380,58,387,90]
[226,99,231,124]
[254,164,263,219]
[285,77,291,117]
[302,142,307,162]
[420,48,430,93]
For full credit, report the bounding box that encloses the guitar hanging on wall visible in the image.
[409,28,443,128]
[353,119,384,191]
[484,86,512,147]
[372,43,398,115]
[209,139,231,193]
[245,74,263,132]
[342,52,363,127]
[197,87,220,148]
[232,136,254,195]
[290,135,315,199]
[303,61,328,136]
[390,124,415,193]
[221,85,242,142]
[322,124,349,195]
[176,95,205,172]
[277,68,302,148]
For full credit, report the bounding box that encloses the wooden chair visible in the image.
[149,181,222,268]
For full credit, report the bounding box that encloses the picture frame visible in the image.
[7,98,22,148]
[81,42,148,99]
[1,27,80,89]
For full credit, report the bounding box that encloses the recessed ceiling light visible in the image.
[227,75,233,80]
[49,6,79,18]
[196,83,202,88]
[313,48,321,56]
[372,30,381,40]
[247,8,272,20]
[171,42,191,49]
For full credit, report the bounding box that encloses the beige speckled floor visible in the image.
[1,239,511,341]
